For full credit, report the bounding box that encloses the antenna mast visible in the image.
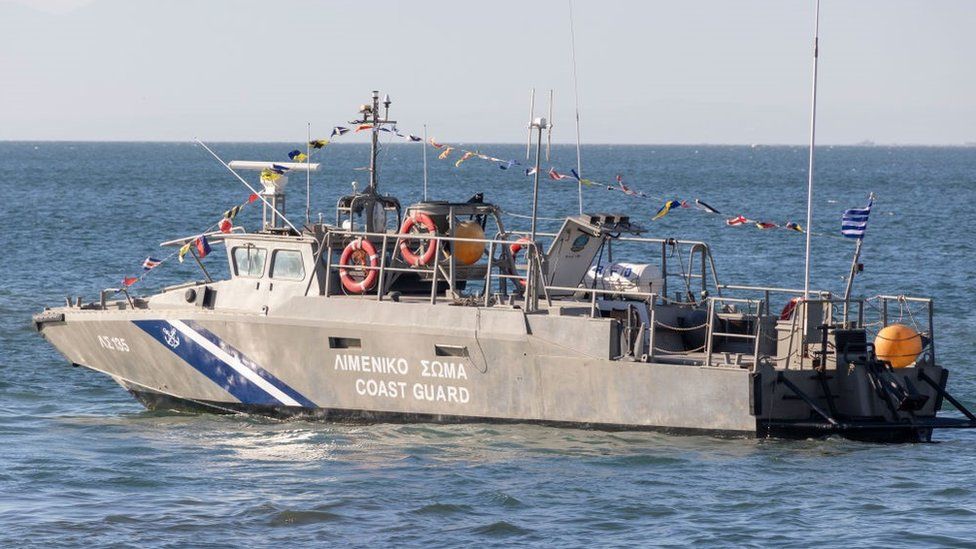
[528,91,553,241]
[351,90,396,194]
[546,89,553,161]
[529,116,549,242]
[569,0,584,215]
[305,122,311,223]
[526,89,536,160]
[803,0,822,299]
[422,123,429,201]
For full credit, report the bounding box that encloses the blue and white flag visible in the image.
[841,198,873,239]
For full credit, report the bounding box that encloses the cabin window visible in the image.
[233,247,267,278]
[271,249,305,281]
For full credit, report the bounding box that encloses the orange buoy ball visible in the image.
[453,221,486,265]
[874,324,923,368]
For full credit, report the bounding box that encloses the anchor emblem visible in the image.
[161,326,181,349]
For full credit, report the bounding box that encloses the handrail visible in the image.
[719,284,810,295]
[320,227,542,309]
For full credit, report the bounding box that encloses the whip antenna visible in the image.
[802,0,821,299]
[194,139,301,234]
[526,88,536,160]
[569,0,584,215]
[305,122,311,223]
[546,89,554,161]
[422,123,429,201]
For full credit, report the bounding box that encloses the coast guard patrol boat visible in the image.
[34,92,976,442]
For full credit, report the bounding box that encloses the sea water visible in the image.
[2,142,975,546]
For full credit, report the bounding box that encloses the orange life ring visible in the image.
[509,237,533,287]
[780,297,800,320]
[398,212,438,266]
[339,238,379,294]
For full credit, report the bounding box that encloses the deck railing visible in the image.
[318,228,546,310]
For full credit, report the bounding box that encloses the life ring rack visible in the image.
[339,237,379,294]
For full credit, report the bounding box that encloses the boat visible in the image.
[33,91,976,443]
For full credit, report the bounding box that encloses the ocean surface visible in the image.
[2,141,976,546]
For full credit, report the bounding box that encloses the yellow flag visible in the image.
[455,151,475,168]
[653,200,678,220]
[260,169,282,184]
[178,241,192,263]
[438,146,453,160]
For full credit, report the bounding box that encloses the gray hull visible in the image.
[36,295,963,442]
[37,298,756,433]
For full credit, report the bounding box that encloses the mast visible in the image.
[803,0,822,299]
[369,91,380,191]
[529,117,548,242]
[351,90,396,194]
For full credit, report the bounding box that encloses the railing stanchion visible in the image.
[753,299,763,368]
[648,296,657,362]
[324,233,333,297]
[376,233,388,301]
[430,238,440,305]
[928,299,935,362]
[704,297,715,367]
[484,241,494,307]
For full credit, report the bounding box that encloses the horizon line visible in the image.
[2,139,974,148]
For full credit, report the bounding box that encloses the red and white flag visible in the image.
[548,167,569,180]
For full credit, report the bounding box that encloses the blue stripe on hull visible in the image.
[181,319,317,408]
[132,319,316,408]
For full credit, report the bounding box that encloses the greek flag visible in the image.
[841,199,873,239]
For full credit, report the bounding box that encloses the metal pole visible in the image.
[189,248,213,283]
[530,124,544,242]
[526,89,535,160]
[546,89,553,161]
[306,122,311,223]
[803,0,821,299]
[842,237,863,322]
[569,0,584,215]
[422,123,429,201]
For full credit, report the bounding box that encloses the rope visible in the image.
[761,330,796,343]
[654,320,708,332]
[652,344,706,355]
[760,349,800,363]
[900,296,922,332]
[874,332,924,342]
[657,295,699,306]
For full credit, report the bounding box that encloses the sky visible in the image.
[1,0,974,144]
